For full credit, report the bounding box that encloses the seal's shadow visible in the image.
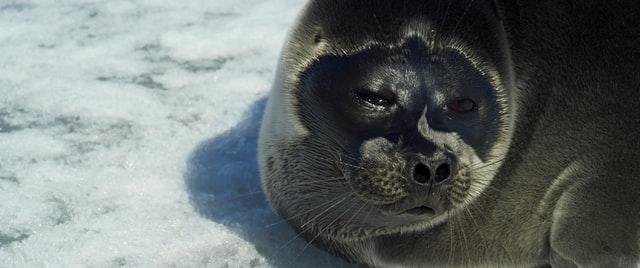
[185,98,355,268]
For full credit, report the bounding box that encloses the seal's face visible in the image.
[259,0,515,259]
[293,39,507,237]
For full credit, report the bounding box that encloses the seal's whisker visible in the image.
[295,195,360,261]
[457,214,471,264]
[265,192,350,229]
[465,187,487,198]
[273,194,352,261]
[463,205,495,262]
[300,194,350,229]
[304,152,364,173]
[464,207,482,261]
[456,216,465,266]
[451,0,477,38]
[290,177,348,187]
[470,158,506,170]
[362,205,375,228]
[337,161,366,170]
[339,152,360,162]
[314,194,358,230]
[327,201,367,252]
[447,208,456,266]
[438,0,453,46]
[469,179,501,192]
[464,206,481,230]
[467,201,516,264]
[294,195,355,259]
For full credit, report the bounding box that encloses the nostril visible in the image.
[435,163,451,182]
[413,163,431,184]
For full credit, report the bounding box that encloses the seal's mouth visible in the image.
[378,200,442,220]
[401,206,436,216]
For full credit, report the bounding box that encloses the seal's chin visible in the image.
[324,204,450,243]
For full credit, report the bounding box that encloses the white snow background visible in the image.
[0,0,355,267]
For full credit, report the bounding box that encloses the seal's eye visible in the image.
[353,88,396,108]
[448,98,477,113]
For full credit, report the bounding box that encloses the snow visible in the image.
[0,1,352,267]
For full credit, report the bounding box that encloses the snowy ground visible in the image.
[0,1,353,267]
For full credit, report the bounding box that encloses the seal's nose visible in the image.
[411,158,454,185]
[434,163,451,183]
[412,162,431,184]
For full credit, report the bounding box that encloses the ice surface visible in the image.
[0,1,353,267]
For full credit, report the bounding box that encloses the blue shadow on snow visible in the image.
[185,97,357,268]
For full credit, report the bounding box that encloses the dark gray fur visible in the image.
[259,1,640,267]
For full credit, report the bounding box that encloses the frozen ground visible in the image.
[0,0,352,267]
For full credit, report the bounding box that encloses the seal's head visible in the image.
[259,0,516,260]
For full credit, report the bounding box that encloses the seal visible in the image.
[258,0,640,266]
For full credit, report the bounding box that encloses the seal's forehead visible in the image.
[281,0,508,72]
[301,0,501,47]
[280,0,514,104]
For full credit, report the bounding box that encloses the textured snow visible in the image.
[0,1,352,267]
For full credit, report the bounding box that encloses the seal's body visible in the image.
[258,1,640,266]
